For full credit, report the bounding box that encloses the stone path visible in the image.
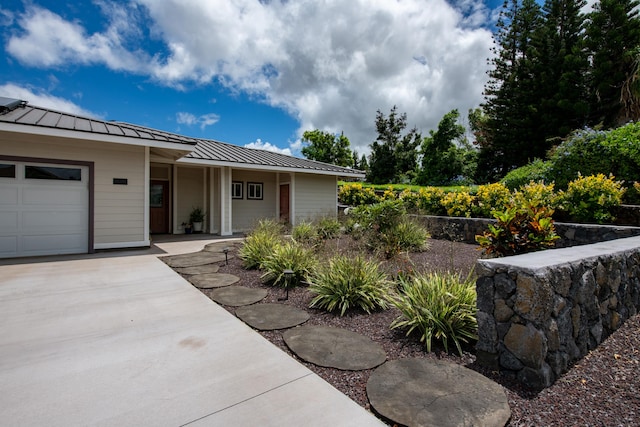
[162,252,227,268]
[283,325,386,370]
[163,243,510,427]
[189,273,239,289]
[210,287,268,306]
[366,358,511,427]
[235,303,310,330]
[174,264,220,275]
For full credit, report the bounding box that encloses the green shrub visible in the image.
[473,182,512,218]
[476,204,560,257]
[351,199,405,232]
[547,124,640,191]
[440,189,475,217]
[308,255,391,316]
[350,200,428,257]
[261,241,317,288]
[338,182,380,206]
[556,173,625,223]
[292,221,318,244]
[315,216,341,239]
[388,272,477,356]
[501,159,552,190]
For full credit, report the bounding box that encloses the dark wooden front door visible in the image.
[150,180,170,234]
[280,184,290,224]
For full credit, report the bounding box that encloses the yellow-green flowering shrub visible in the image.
[417,187,446,215]
[473,182,512,218]
[556,174,625,223]
[512,181,557,210]
[441,189,475,217]
[338,183,380,206]
[381,186,398,201]
[398,188,421,212]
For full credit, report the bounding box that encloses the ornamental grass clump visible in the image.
[292,221,318,245]
[308,255,391,316]
[315,216,341,239]
[261,241,316,288]
[239,220,284,269]
[388,272,477,356]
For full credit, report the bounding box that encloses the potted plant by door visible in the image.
[189,207,205,233]
[182,222,193,234]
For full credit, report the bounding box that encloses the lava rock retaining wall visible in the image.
[413,215,640,248]
[475,236,640,389]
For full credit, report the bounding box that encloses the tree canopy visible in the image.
[366,106,421,184]
[301,130,353,167]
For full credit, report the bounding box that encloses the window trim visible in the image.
[247,182,263,200]
[232,181,243,199]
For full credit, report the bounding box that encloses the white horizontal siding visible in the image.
[231,170,276,231]
[0,132,146,247]
[294,173,337,222]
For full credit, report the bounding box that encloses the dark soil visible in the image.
[189,237,640,426]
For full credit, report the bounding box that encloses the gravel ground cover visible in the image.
[188,237,640,426]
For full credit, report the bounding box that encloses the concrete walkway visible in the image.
[0,239,384,426]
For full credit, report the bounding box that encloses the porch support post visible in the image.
[220,166,233,236]
[143,147,150,245]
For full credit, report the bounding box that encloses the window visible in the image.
[247,182,263,200]
[232,181,243,199]
[25,165,81,181]
[150,184,164,208]
[0,164,15,178]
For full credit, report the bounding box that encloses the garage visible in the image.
[0,160,90,258]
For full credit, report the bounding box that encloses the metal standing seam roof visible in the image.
[0,99,365,177]
[0,102,197,147]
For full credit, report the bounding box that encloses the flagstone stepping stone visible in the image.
[162,252,226,268]
[203,242,239,254]
[174,264,220,275]
[366,358,511,427]
[189,273,239,289]
[235,303,310,330]
[210,287,267,306]
[283,325,386,370]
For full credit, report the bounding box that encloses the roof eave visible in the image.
[0,122,196,153]
[177,157,366,178]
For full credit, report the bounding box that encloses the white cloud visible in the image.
[0,83,99,117]
[176,111,220,129]
[245,139,292,156]
[6,1,496,154]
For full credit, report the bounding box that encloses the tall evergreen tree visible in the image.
[586,0,640,127]
[534,0,589,138]
[367,106,420,184]
[479,0,543,181]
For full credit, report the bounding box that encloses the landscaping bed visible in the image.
[188,237,640,426]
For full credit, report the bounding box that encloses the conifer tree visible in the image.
[586,0,640,126]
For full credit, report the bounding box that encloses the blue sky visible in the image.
[1,0,509,156]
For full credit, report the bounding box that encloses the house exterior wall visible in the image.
[293,173,337,222]
[0,132,146,248]
[175,166,206,231]
[231,169,277,232]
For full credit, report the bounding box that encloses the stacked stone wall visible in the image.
[413,215,640,247]
[475,236,640,388]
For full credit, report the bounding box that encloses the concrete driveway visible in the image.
[0,240,384,426]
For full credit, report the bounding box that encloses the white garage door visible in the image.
[0,161,89,258]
